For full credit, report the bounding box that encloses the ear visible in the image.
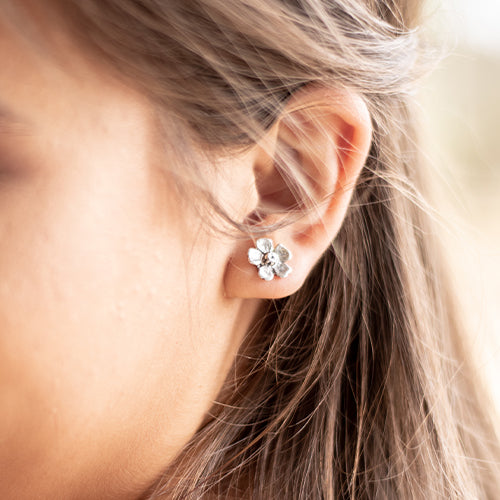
[224,84,372,299]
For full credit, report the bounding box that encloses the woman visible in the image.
[0,0,498,498]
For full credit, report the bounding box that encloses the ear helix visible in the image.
[247,238,293,281]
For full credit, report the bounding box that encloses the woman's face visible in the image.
[0,19,258,499]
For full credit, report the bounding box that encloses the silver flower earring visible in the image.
[248,238,292,281]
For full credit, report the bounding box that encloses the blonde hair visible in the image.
[4,0,500,498]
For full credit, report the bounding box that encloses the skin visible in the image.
[0,18,261,500]
[0,3,372,497]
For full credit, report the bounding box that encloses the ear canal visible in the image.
[253,105,343,227]
[253,132,306,216]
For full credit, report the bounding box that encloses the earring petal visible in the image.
[256,238,273,254]
[248,247,263,266]
[274,244,291,263]
[274,262,292,278]
[258,265,274,281]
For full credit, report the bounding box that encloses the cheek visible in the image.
[0,129,221,485]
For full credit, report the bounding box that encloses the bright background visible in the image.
[420,0,500,413]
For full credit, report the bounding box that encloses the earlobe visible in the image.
[224,84,372,300]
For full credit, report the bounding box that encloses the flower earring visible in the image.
[248,238,292,281]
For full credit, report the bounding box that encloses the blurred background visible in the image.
[420,0,500,411]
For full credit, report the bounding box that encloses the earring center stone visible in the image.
[263,251,279,266]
